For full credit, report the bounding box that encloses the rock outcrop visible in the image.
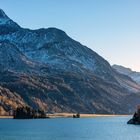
[127,105,140,124]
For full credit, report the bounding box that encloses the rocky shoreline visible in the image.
[127,105,140,125]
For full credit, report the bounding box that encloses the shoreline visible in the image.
[0,116,13,118]
[48,113,130,118]
[0,113,130,119]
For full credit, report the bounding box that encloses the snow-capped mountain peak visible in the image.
[0,9,11,25]
[0,9,20,34]
[0,9,8,19]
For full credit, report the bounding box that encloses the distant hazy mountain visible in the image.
[0,9,140,115]
[113,65,140,84]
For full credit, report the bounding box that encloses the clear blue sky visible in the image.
[1,0,140,71]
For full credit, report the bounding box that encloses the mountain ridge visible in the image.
[113,65,140,84]
[0,9,140,115]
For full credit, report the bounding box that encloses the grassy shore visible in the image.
[48,113,129,118]
[0,113,130,119]
[0,116,13,118]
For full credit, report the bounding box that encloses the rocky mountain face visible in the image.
[113,65,140,84]
[0,86,26,115]
[0,9,140,115]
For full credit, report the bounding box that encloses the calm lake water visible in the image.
[0,116,139,140]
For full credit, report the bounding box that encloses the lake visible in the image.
[0,116,139,140]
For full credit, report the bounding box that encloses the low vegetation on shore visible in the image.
[13,106,49,119]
